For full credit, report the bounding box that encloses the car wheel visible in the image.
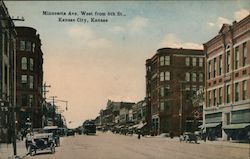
[28,146,35,156]
[51,145,55,154]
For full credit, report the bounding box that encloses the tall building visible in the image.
[203,15,250,141]
[0,1,17,143]
[15,27,43,130]
[146,48,204,135]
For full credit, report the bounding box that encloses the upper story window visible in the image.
[165,71,170,81]
[20,41,25,51]
[30,58,34,71]
[21,75,27,84]
[242,80,247,100]
[213,58,217,77]
[219,55,222,75]
[21,57,27,70]
[185,57,190,66]
[160,56,170,66]
[213,89,217,106]
[199,73,203,82]
[32,43,35,52]
[235,83,239,102]
[199,58,203,67]
[208,61,211,79]
[242,42,247,67]
[235,47,239,70]
[219,87,222,104]
[226,85,231,103]
[226,50,230,73]
[192,58,197,66]
[20,40,32,52]
[185,72,190,81]
[29,76,34,89]
[160,71,170,81]
[192,72,196,82]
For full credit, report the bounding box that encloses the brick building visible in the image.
[16,27,43,130]
[0,1,17,142]
[146,48,204,135]
[203,15,250,141]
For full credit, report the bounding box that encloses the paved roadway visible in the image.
[25,132,250,159]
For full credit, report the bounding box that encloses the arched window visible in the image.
[21,57,27,70]
[30,58,34,71]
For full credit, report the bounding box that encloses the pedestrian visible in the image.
[138,133,141,139]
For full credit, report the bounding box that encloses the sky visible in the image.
[5,1,249,128]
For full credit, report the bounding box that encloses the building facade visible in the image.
[204,15,250,141]
[146,48,204,135]
[0,1,17,143]
[16,27,43,130]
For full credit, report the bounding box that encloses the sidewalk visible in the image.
[149,135,250,149]
[0,140,28,159]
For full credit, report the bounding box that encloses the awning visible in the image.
[202,123,221,128]
[222,123,250,130]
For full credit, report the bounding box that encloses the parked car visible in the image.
[26,133,55,156]
[184,132,198,144]
[43,126,60,147]
[67,129,75,136]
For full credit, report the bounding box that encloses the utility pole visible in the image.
[42,83,51,127]
[50,96,57,126]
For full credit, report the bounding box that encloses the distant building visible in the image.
[0,1,17,143]
[203,15,250,141]
[146,48,204,135]
[15,27,44,130]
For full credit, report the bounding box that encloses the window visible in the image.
[185,57,190,66]
[235,47,239,69]
[213,89,217,106]
[192,85,197,96]
[192,73,196,82]
[4,32,8,55]
[4,65,7,85]
[30,58,34,71]
[219,88,222,104]
[29,76,34,89]
[185,72,190,81]
[226,85,231,103]
[160,72,164,81]
[160,87,164,97]
[213,58,217,77]
[165,71,170,81]
[29,95,34,107]
[192,58,197,66]
[226,50,230,73]
[242,80,247,100]
[235,83,239,102]
[199,85,203,91]
[32,43,35,52]
[208,61,211,79]
[242,42,247,66]
[20,41,25,51]
[208,91,211,107]
[160,56,164,66]
[26,41,31,51]
[199,73,203,82]
[160,56,170,66]
[185,85,190,91]
[21,57,27,70]
[219,55,222,75]
[199,58,203,67]
[21,75,27,84]
[160,102,164,112]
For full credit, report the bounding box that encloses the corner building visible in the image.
[16,27,43,130]
[203,15,250,141]
[146,48,204,135]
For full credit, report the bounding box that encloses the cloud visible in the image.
[68,25,112,49]
[234,9,249,21]
[208,17,231,28]
[110,16,149,34]
[128,16,149,33]
[159,33,203,49]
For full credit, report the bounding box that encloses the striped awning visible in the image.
[222,123,250,130]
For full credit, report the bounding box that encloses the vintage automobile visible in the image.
[43,126,60,147]
[26,133,55,156]
[180,132,198,144]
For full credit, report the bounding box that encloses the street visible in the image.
[24,132,250,159]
